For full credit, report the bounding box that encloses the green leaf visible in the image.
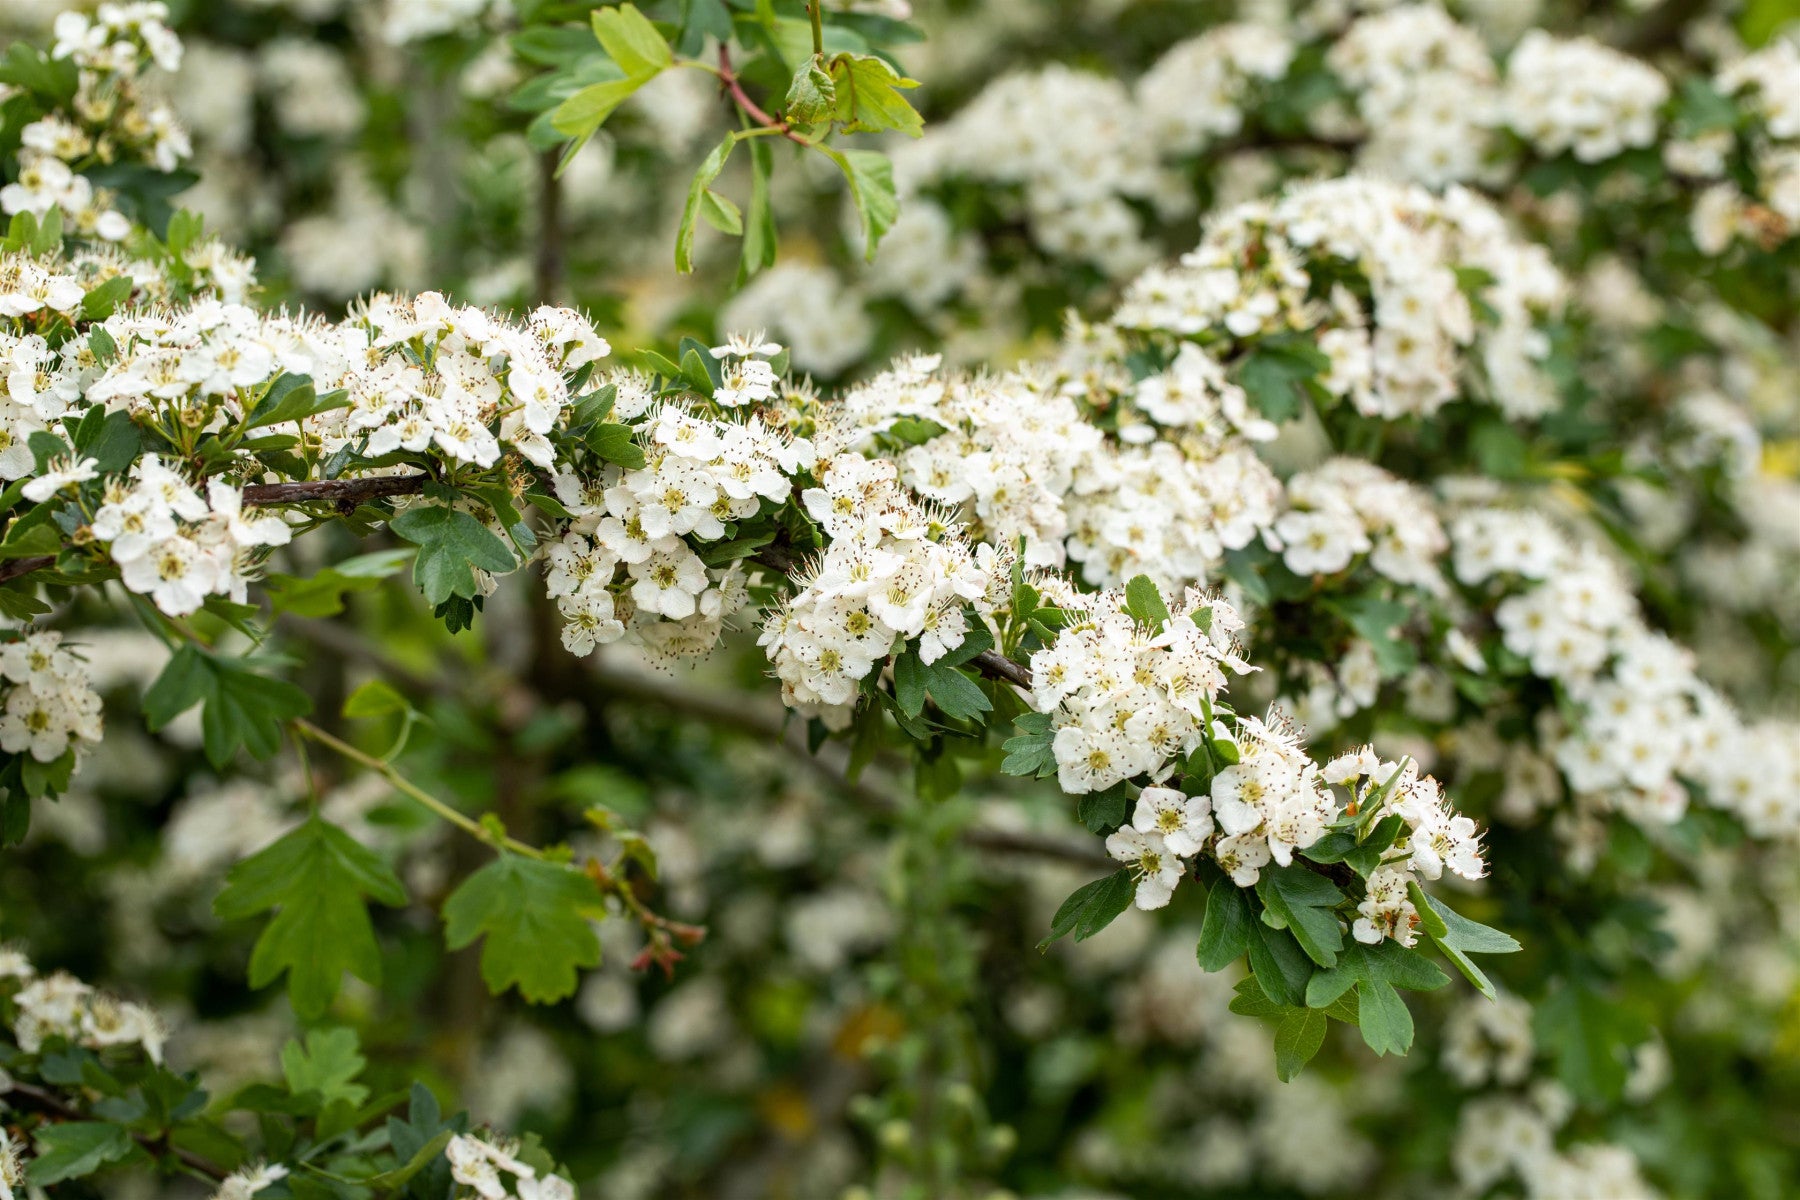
[1230,335,1330,424]
[699,188,744,236]
[1534,981,1647,1106]
[738,137,777,284]
[1255,865,1345,969]
[280,1027,370,1108]
[592,2,672,76]
[26,1122,134,1185]
[1247,919,1314,1008]
[81,408,146,473]
[342,679,413,721]
[819,146,899,261]
[1304,941,1448,1057]
[1197,880,1254,971]
[214,818,407,1018]
[1415,887,1520,1001]
[893,651,927,717]
[443,855,605,1003]
[786,56,836,124]
[390,504,517,606]
[142,646,312,769]
[243,374,350,431]
[1037,870,1134,950]
[676,135,737,273]
[826,52,924,137]
[1076,782,1129,834]
[265,548,414,618]
[924,661,990,721]
[586,421,645,468]
[1121,574,1170,632]
[1274,1006,1329,1082]
[999,711,1055,777]
[76,273,133,322]
[551,75,651,140]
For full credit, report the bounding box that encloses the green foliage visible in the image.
[1535,981,1650,1107]
[1231,335,1331,423]
[1305,941,1449,1057]
[820,146,900,261]
[1255,865,1345,968]
[389,504,519,607]
[26,1122,135,1186]
[1121,574,1170,632]
[825,52,923,137]
[214,817,408,1018]
[1037,870,1134,950]
[281,1026,371,1108]
[443,854,605,1003]
[1413,885,1520,1001]
[999,711,1056,778]
[265,548,415,618]
[142,646,312,769]
[677,135,737,273]
[1197,878,1254,970]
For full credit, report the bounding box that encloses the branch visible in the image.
[240,472,431,510]
[3,1079,228,1181]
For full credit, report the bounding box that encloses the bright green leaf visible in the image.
[214,818,407,1018]
[591,2,672,76]
[443,855,605,1003]
[676,135,737,273]
[819,146,899,261]
[280,1026,370,1108]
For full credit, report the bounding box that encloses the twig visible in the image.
[291,718,546,860]
[716,45,810,146]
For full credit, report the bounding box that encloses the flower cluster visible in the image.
[761,452,1004,727]
[0,948,166,1063]
[1112,176,1565,421]
[1028,586,1254,798]
[0,632,103,765]
[1271,457,1446,589]
[335,293,609,471]
[1452,1094,1659,1198]
[897,66,1166,276]
[210,1163,289,1200]
[1450,506,1800,836]
[0,3,190,238]
[546,401,805,659]
[90,457,292,616]
[1499,31,1668,164]
[1135,24,1294,158]
[1700,38,1800,249]
[446,1132,574,1200]
[1004,556,1489,921]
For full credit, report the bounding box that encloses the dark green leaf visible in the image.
[1037,870,1133,950]
[1197,880,1254,971]
[26,1122,133,1185]
[390,505,517,606]
[142,646,311,768]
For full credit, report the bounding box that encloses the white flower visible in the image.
[1105,826,1184,909]
[1131,786,1213,857]
[21,455,99,502]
